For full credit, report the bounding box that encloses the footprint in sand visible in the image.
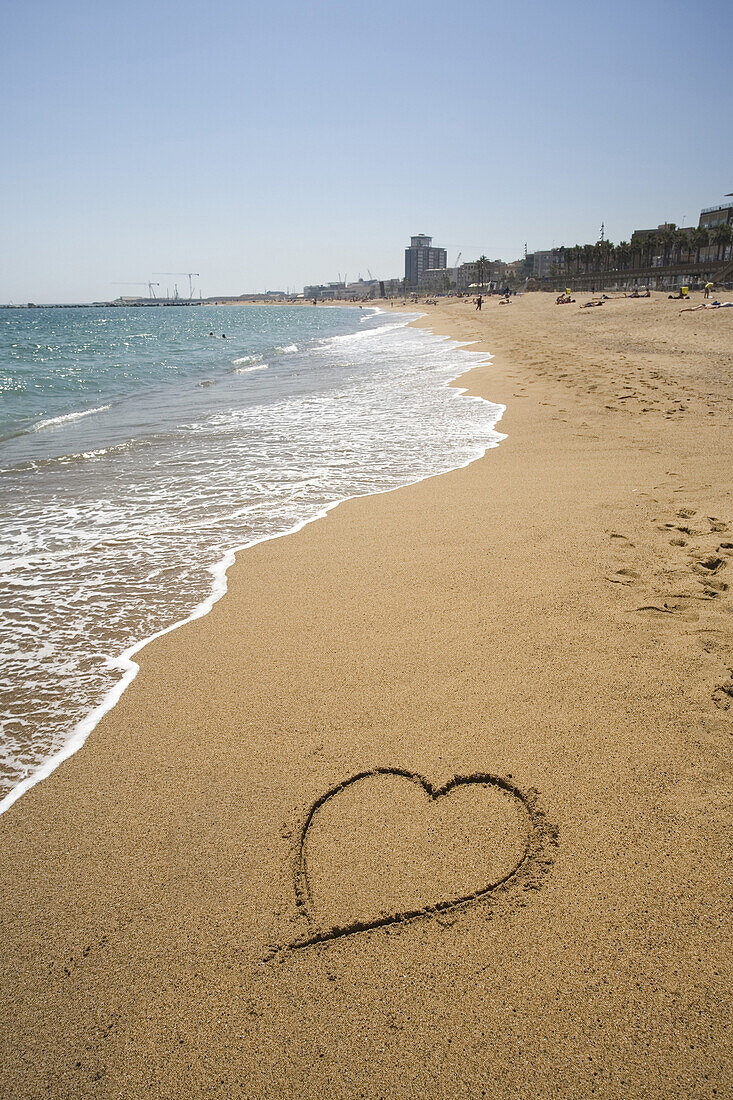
[607,568,640,586]
[712,679,733,710]
[634,600,699,622]
[693,554,726,577]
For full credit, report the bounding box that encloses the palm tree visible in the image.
[691,226,709,264]
[711,222,733,262]
[629,238,642,270]
[673,229,690,266]
[616,241,631,271]
[645,232,660,270]
[659,225,677,267]
[722,222,733,262]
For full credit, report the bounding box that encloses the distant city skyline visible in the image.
[2,0,732,303]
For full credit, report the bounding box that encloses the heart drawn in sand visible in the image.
[286,768,555,950]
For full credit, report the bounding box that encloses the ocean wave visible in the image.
[0,436,156,475]
[233,363,269,374]
[324,318,412,345]
[32,405,111,432]
[232,354,263,366]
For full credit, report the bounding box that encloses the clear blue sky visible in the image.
[2,0,732,302]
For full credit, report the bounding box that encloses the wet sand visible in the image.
[1,292,731,1098]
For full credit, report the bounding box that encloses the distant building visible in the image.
[454,259,509,292]
[698,202,733,230]
[418,267,452,293]
[506,258,527,281]
[532,249,564,279]
[404,234,447,288]
[629,220,729,270]
[342,278,380,299]
[304,278,399,300]
[456,262,479,291]
[303,282,345,300]
[381,278,402,297]
[697,202,733,266]
[630,222,676,249]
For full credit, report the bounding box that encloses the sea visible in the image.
[0,304,504,811]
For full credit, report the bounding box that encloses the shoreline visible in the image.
[0,314,504,815]
[1,293,730,1097]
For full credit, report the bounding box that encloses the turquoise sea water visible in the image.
[0,305,364,452]
[0,304,504,809]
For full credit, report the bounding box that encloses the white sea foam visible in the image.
[232,354,263,365]
[32,405,112,431]
[233,363,269,374]
[325,320,408,344]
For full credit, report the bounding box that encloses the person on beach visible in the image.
[475,295,483,311]
[680,301,733,312]
[704,281,714,299]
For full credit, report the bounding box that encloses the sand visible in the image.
[0,292,731,1098]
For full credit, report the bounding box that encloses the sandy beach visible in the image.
[1,292,731,1098]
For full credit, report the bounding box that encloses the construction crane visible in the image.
[153,272,200,299]
[453,252,462,268]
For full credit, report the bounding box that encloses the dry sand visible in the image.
[1,292,731,1098]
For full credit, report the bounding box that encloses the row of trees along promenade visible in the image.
[534,221,733,290]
